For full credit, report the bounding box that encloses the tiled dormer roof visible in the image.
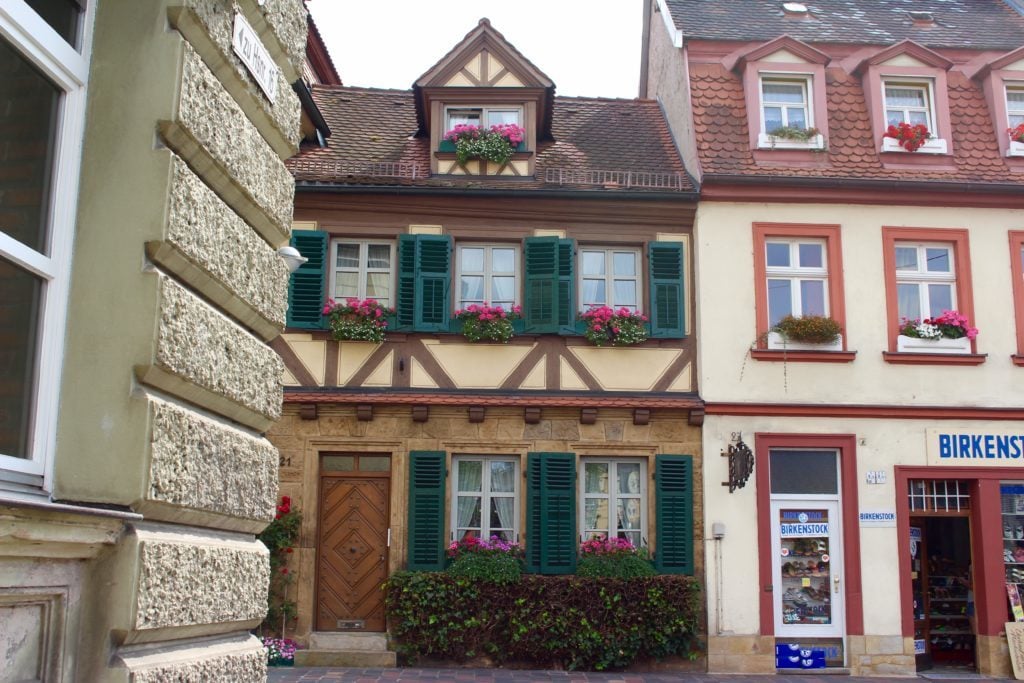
[287,86,694,193]
[688,63,1019,184]
[665,0,1024,51]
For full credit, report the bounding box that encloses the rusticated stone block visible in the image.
[150,276,283,429]
[119,634,266,683]
[254,0,308,73]
[134,536,268,631]
[147,397,277,527]
[173,45,294,240]
[168,0,301,155]
[162,155,288,331]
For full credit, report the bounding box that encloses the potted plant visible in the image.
[897,310,978,354]
[883,122,931,152]
[322,297,393,343]
[1009,123,1024,156]
[580,306,649,347]
[442,123,526,166]
[454,303,521,343]
[768,314,843,351]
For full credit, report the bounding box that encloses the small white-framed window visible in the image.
[330,240,395,307]
[456,244,519,309]
[451,456,519,542]
[445,106,522,131]
[760,77,811,134]
[894,243,956,321]
[884,81,935,129]
[1008,85,1024,128]
[579,247,640,312]
[0,1,92,485]
[765,240,828,327]
[580,458,647,548]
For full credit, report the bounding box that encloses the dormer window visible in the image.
[757,75,823,149]
[445,106,522,133]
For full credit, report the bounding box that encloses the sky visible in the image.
[306,0,644,99]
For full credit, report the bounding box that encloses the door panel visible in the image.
[316,476,390,631]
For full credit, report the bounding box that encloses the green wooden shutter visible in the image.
[407,450,447,570]
[655,454,693,574]
[649,241,685,338]
[525,452,577,574]
[524,237,575,334]
[396,234,452,332]
[286,230,328,329]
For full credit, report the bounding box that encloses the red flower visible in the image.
[286,547,294,554]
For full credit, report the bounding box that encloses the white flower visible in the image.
[915,322,942,340]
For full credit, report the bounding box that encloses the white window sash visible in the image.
[455,243,520,308]
[444,106,523,129]
[578,248,641,312]
[579,459,647,544]
[329,240,395,305]
[882,81,937,132]
[894,244,957,319]
[1007,85,1024,127]
[759,76,812,133]
[765,241,830,318]
[450,456,520,542]
[0,2,92,485]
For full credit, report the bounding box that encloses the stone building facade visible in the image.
[0,1,306,680]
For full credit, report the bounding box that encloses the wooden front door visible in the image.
[316,473,390,631]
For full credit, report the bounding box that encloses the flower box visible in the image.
[1008,141,1024,158]
[896,335,971,354]
[881,136,947,155]
[758,132,825,150]
[767,331,843,352]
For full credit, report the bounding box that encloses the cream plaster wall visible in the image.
[694,201,1024,406]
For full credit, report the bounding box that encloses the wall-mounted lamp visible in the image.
[278,246,308,273]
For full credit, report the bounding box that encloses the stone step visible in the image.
[294,649,397,668]
[308,632,388,651]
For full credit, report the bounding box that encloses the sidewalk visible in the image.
[267,667,1000,682]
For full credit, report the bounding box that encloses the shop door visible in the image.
[771,500,845,638]
[315,473,390,631]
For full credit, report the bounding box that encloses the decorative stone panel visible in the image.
[163,44,293,244]
[146,276,283,431]
[146,397,277,529]
[118,634,266,683]
[168,1,301,156]
[134,534,268,631]
[156,155,288,336]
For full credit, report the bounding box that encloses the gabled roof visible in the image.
[966,44,1024,80]
[724,35,830,73]
[844,39,953,75]
[287,86,694,194]
[664,0,1024,51]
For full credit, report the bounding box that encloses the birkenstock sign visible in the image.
[232,12,278,102]
[927,428,1024,466]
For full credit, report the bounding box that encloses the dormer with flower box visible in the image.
[967,44,1024,160]
[413,18,554,177]
[845,39,954,157]
[727,35,830,154]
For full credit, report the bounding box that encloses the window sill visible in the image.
[880,137,948,154]
[752,349,857,363]
[1013,354,1024,367]
[757,133,825,150]
[882,351,987,365]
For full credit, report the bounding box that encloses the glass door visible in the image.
[771,500,845,638]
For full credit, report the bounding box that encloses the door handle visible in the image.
[833,574,841,593]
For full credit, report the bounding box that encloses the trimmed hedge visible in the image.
[385,572,702,670]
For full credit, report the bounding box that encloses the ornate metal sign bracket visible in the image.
[721,439,754,492]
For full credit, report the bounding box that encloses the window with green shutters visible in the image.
[407,450,447,570]
[286,230,329,329]
[523,236,575,334]
[648,241,686,338]
[525,452,577,574]
[654,454,694,574]
[397,234,453,332]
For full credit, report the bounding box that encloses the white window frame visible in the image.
[765,239,830,323]
[757,75,824,149]
[1007,84,1024,157]
[579,458,648,548]
[450,455,520,543]
[880,79,948,154]
[894,242,957,322]
[444,105,524,131]
[329,239,396,308]
[455,243,520,309]
[0,2,92,487]
[578,247,641,312]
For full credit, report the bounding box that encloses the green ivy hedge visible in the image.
[384,572,702,670]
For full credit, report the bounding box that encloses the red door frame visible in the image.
[755,433,864,636]
[895,466,1010,639]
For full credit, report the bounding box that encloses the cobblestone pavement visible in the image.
[268,667,1000,682]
